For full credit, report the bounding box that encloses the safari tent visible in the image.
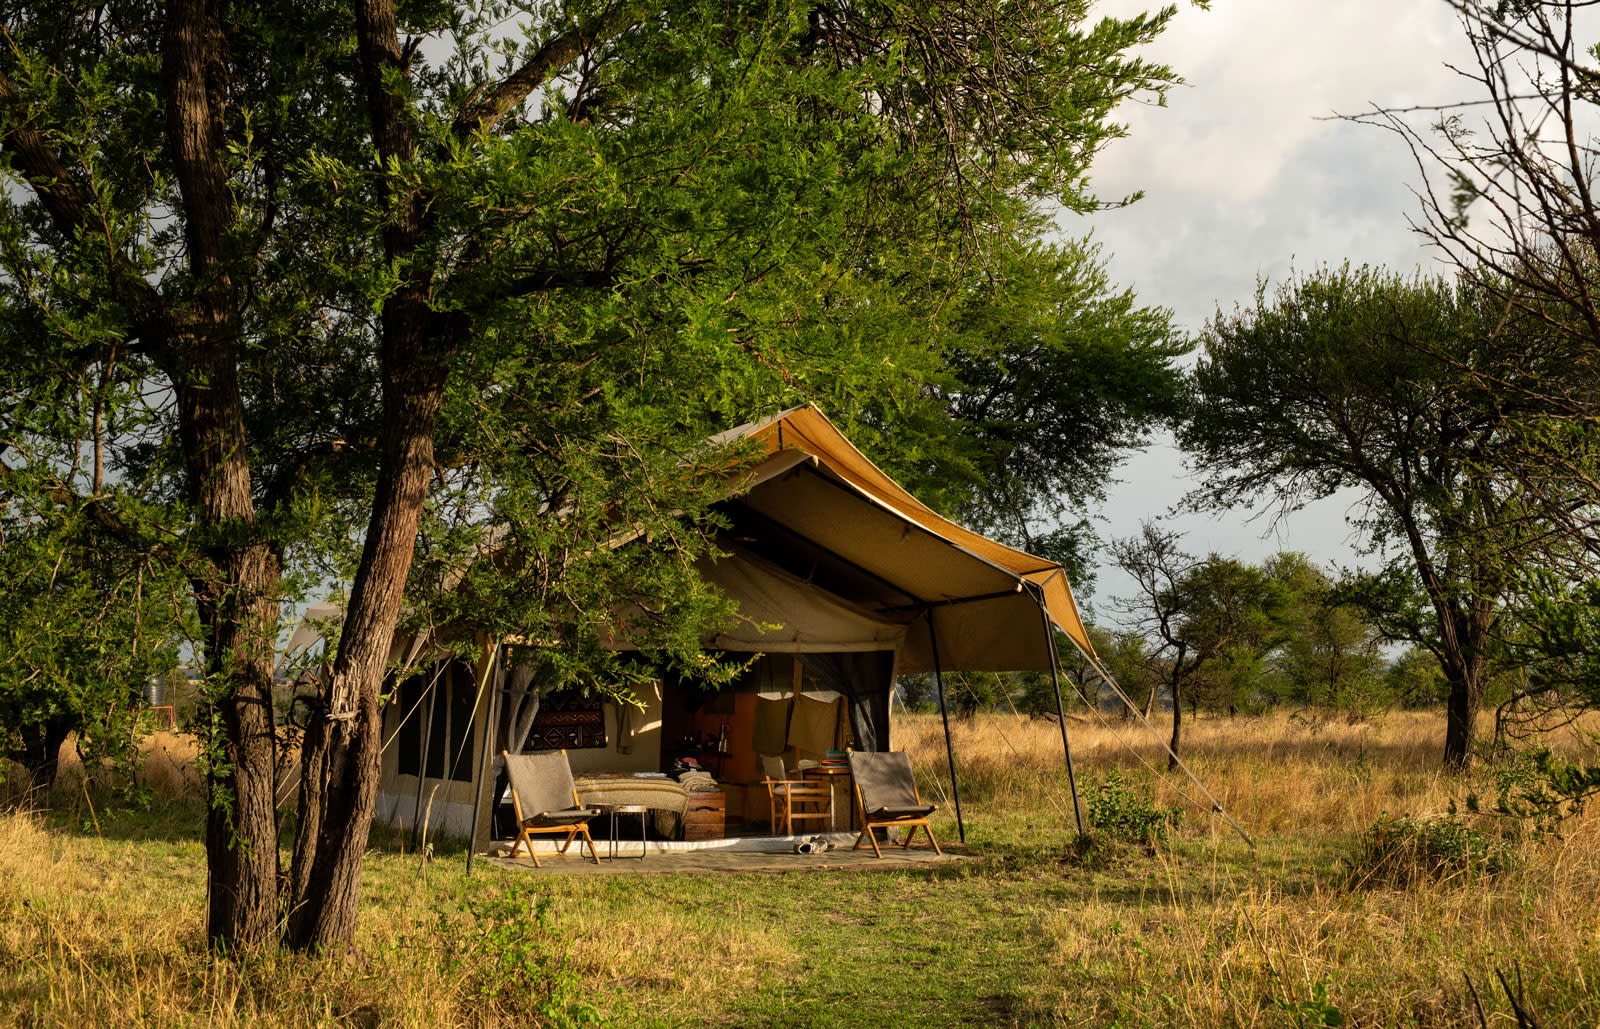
[291,405,1104,853]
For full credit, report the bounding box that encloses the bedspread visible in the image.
[574,776,690,837]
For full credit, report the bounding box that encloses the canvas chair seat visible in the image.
[523,807,599,827]
[848,750,941,858]
[864,803,935,820]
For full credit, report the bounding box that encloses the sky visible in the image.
[1068,0,1475,618]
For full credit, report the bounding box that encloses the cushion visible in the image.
[866,804,935,821]
[523,807,598,827]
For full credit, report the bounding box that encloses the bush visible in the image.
[1346,814,1517,888]
[1088,770,1178,848]
[413,885,608,1027]
[1469,739,1600,838]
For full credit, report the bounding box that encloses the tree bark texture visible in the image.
[1438,604,1494,770]
[285,0,450,949]
[286,336,448,948]
[162,0,283,951]
[191,536,282,952]
[285,0,619,949]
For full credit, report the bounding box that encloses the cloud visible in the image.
[1067,0,1475,607]
[1095,0,1468,206]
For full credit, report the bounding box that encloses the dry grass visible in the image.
[901,709,1600,1026]
[0,710,1596,1026]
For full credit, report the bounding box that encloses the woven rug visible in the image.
[527,693,607,749]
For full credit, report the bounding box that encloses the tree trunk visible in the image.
[161,0,284,953]
[1167,679,1183,772]
[168,336,281,954]
[282,0,461,951]
[1442,670,1482,770]
[1430,603,1493,771]
[166,343,282,953]
[194,544,282,952]
[16,713,76,793]
[286,333,448,949]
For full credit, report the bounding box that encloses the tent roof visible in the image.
[277,601,344,670]
[280,406,1095,676]
[711,404,1094,672]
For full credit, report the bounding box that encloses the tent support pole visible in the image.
[1038,603,1085,837]
[464,649,502,875]
[928,616,966,843]
[411,670,441,848]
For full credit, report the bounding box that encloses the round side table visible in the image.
[607,804,649,860]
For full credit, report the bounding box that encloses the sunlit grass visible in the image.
[1,709,1596,1025]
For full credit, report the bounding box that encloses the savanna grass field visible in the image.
[2,710,1597,1027]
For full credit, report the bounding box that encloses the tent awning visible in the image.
[713,404,1094,671]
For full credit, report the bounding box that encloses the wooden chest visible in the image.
[682,791,726,841]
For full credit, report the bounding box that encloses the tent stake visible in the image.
[928,618,966,843]
[464,649,502,875]
[1038,602,1085,837]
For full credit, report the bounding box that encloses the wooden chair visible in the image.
[847,750,941,858]
[760,755,833,836]
[502,750,600,867]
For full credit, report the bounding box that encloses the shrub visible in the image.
[413,885,607,1027]
[1087,770,1178,847]
[1346,814,1517,888]
[1469,739,1600,839]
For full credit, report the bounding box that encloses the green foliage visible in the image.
[844,238,1188,583]
[0,500,188,792]
[1266,554,1385,712]
[1383,648,1448,709]
[1087,769,1178,847]
[415,885,606,1027]
[1275,981,1345,1028]
[1347,814,1517,888]
[1467,738,1600,837]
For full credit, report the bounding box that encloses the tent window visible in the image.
[395,669,428,777]
[427,662,478,782]
[394,661,477,783]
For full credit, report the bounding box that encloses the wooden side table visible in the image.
[682,790,725,841]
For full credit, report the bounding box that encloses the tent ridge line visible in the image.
[873,586,1025,615]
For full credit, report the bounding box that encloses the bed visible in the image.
[574,775,694,838]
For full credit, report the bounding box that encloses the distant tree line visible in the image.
[903,546,1457,734]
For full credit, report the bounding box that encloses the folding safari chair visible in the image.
[847,750,941,858]
[502,750,601,866]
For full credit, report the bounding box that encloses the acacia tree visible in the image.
[0,0,1185,951]
[1352,1,1600,566]
[1110,524,1279,768]
[1265,552,1386,711]
[1179,266,1549,769]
